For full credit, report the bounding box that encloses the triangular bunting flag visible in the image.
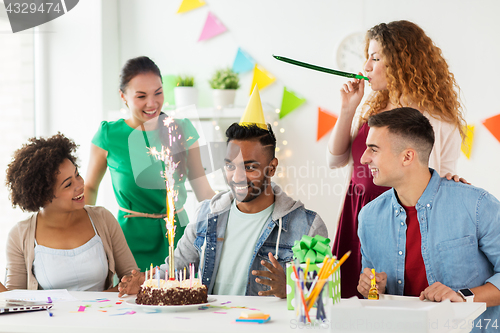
[279,87,306,119]
[482,113,500,144]
[232,48,255,74]
[249,65,276,95]
[317,107,338,141]
[198,12,227,42]
[239,86,267,130]
[162,75,177,107]
[177,0,205,14]
[461,125,474,159]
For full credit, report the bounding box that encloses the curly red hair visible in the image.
[361,20,466,138]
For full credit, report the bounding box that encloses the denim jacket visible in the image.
[358,169,500,332]
[161,183,328,296]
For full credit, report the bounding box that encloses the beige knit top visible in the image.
[5,206,138,290]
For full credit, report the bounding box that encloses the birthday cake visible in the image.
[135,278,208,306]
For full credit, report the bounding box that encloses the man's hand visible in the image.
[118,269,145,297]
[357,267,387,298]
[251,252,286,298]
[419,282,464,302]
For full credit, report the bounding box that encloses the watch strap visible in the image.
[458,288,474,302]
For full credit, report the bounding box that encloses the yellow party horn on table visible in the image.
[368,268,379,300]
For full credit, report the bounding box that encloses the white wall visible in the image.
[115,0,500,237]
[36,0,121,213]
[2,0,500,256]
[36,0,103,161]
[0,11,35,283]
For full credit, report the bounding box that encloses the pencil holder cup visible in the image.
[292,276,330,324]
[286,262,341,310]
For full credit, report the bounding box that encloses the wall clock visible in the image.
[336,31,366,74]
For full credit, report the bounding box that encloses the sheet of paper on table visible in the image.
[0,289,78,303]
[328,296,455,333]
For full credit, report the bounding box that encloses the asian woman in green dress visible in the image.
[85,56,215,271]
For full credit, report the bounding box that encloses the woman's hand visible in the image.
[84,144,108,205]
[445,173,471,185]
[340,74,365,115]
[118,269,145,297]
[327,74,365,162]
[187,140,216,202]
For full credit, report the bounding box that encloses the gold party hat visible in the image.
[239,86,267,130]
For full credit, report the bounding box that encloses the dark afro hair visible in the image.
[5,133,79,212]
[225,123,276,161]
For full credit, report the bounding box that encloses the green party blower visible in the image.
[273,55,368,80]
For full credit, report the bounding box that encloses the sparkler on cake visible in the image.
[136,116,207,306]
[147,116,180,281]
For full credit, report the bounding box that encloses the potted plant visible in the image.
[208,68,240,108]
[174,75,198,107]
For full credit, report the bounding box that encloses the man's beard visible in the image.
[230,177,270,203]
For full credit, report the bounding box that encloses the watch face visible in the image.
[460,288,474,297]
[336,31,366,73]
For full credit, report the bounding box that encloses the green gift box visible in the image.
[286,234,341,310]
[286,262,341,310]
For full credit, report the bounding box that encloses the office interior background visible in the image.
[1,0,499,282]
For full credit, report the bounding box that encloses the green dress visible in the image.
[91,117,200,271]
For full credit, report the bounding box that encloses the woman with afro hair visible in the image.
[327,20,467,298]
[4,133,138,291]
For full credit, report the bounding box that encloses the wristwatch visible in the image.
[458,288,475,302]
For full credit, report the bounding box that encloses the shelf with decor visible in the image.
[103,105,278,223]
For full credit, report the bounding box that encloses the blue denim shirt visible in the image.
[163,183,328,296]
[358,169,500,332]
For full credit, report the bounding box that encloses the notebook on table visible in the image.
[0,299,52,314]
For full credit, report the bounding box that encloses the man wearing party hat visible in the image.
[119,86,327,298]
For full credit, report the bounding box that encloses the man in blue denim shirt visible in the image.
[119,123,327,298]
[356,108,500,331]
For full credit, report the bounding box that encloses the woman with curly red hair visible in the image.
[327,20,466,298]
[4,133,138,291]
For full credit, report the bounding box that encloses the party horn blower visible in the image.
[273,55,369,80]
